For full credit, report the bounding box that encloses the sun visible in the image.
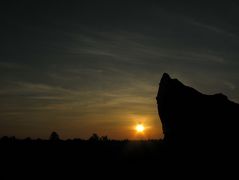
[135,124,145,133]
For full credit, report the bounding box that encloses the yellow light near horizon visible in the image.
[135,124,145,133]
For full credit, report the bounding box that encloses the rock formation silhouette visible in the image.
[156,73,239,147]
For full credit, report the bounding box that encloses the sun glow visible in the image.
[135,124,145,133]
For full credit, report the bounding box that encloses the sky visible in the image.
[1,1,239,139]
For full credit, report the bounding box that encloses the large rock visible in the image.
[156,73,239,146]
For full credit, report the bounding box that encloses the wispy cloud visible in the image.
[65,30,226,66]
[0,62,27,69]
[183,17,238,38]
[223,81,236,90]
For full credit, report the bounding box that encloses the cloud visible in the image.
[183,17,238,38]
[65,30,226,67]
[0,62,27,69]
[224,81,236,90]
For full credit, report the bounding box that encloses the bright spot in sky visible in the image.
[135,124,145,133]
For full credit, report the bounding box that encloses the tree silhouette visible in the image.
[101,136,109,141]
[49,132,60,141]
[89,133,99,141]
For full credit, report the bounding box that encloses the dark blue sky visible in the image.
[1,1,239,139]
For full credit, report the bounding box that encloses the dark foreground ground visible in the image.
[1,139,237,179]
